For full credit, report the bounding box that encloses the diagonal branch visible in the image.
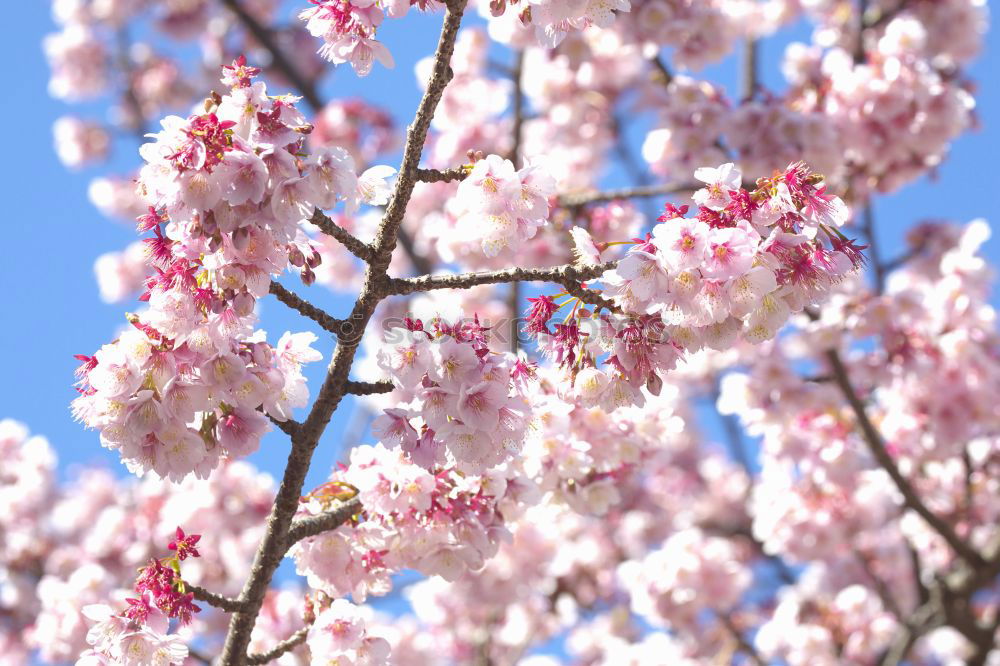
[269,281,345,337]
[246,626,310,665]
[220,0,323,110]
[719,613,765,666]
[217,5,468,663]
[825,349,985,567]
[309,209,373,262]
[284,496,363,548]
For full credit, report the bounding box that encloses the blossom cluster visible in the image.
[70,58,403,481]
[453,153,556,257]
[290,443,525,600]
[527,161,861,410]
[300,0,426,76]
[300,0,637,77]
[373,317,534,473]
[71,322,321,481]
[306,599,392,666]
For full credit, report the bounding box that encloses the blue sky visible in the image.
[4,3,998,525]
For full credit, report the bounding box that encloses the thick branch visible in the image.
[285,496,363,547]
[825,349,985,567]
[269,281,345,337]
[310,209,373,262]
[186,582,246,613]
[344,380,394,396]
[558,183,697,208]
[246,626,310,665]
[220,0,323,110]
[217,5,468,663]
[387,262,614,296]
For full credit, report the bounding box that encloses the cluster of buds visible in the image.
[77,528,203,666]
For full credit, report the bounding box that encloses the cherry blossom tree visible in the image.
[8,0,998,664]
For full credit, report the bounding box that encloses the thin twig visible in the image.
[712,385,755,475]
[825,349,985,567]
[558,182,697,208]
[268,281,345,337]
[855,0,870,64]
[650,54,674,85]
[396,226,435,276]
[508,50,526,352]
[741,38,759,102]
[266,413,300,438]
[309,209,373,262]
[344,380,394,396]
[285,497,363,547]
[246,626,309,665]
[115,29,147,137]
[186,582,246,613]
[719,613,765,666]
[188,647,213,665]
[415,166,468,183]
[860,204,885,293]
[387,262,614,296]
[220,0,323,110]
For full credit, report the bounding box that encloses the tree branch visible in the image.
[558,182,697,208]
[860,204,885,293]
[220,0,323,110]
[265,412,300,438]
[387,262,613,296]
[285,497,363,548]
[741,38,759,102]
[246,626,310,665]
[396,226,435,276]
[650,54,674,86]
[309,209,373,262]
[415,166,468,183]
[825,349,985,567]
[269,281,345,337]
[186,582,246,613]
[508,50,526,352]
[217,4,468,662]
[719,613,765,666]
[115,29,147,137]
[344,380,394,396]
[187,647,213,665]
